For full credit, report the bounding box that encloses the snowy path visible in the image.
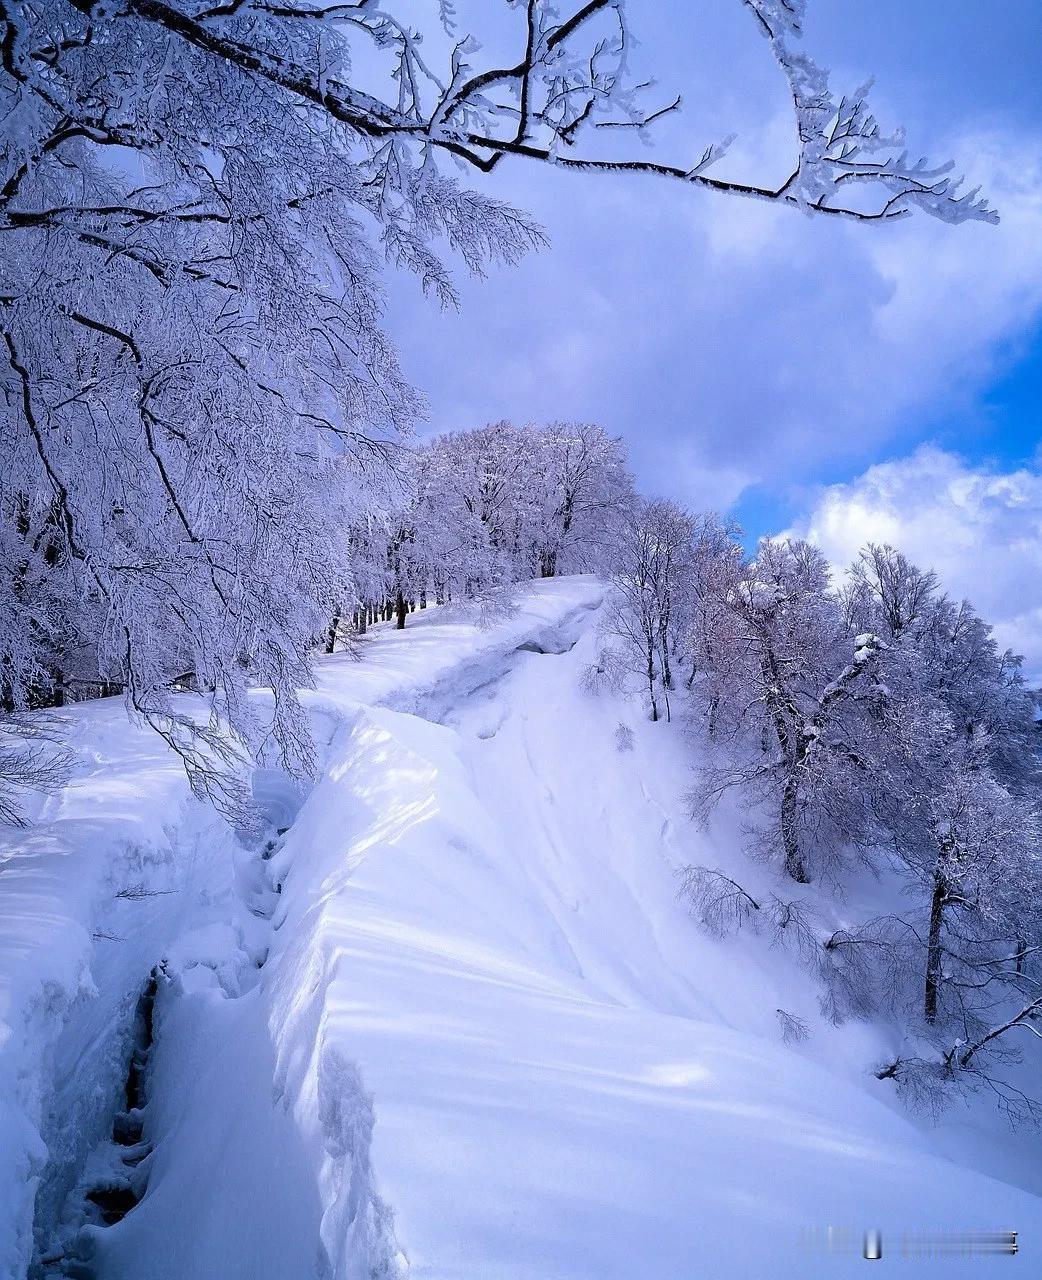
[3,577,1041,1279]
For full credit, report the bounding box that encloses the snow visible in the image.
[0,700,234,1279]
[2,576,1040,1279]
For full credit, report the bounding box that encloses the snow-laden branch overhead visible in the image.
[1,0,996,227]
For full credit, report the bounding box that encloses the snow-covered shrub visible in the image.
[677,866,762,939]
[775,1008,810,1045]
[580,646,628,698]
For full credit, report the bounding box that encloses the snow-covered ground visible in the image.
[2,577,1040,1279]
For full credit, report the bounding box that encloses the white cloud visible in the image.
[861,131,1042,387]
[793,446,1042,678]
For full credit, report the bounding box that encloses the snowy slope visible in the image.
[3,577,1041,1279]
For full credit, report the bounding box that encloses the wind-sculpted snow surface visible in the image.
[2,577,1041,1278]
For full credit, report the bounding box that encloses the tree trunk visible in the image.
[324,614,339,654]
[780,773,808,882]
[924,867,947,1024]
[394,590,407,629]
[646,637,658,722]
[658,625,672,691]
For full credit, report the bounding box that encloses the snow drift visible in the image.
[2,577,1040,1279]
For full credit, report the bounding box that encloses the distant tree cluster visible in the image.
[326,422,632,646]
[603,510,1042,1123]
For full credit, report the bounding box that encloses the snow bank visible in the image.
[92,578,605,1280]
[0,579,601,1278]
[249,600,1042,1277]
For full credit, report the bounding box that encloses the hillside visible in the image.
[2,578,1039,1280]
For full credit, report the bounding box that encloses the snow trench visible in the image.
[2,789,233,1280]
[25,750,411,1280]
[27,768,305,1279]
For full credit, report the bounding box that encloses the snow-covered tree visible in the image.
[318,422,633,641]
[431,422,533,589]
[843,550,1042,1050]
[678,514,745,728]
[606,498,699,722]
[387,422,634,619]
[691,538,885,882]
[688,539,1042,1120]
[845,546,1039,791]
[527,424,633,579]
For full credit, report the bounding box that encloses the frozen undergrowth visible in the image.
[2,577,1041,1279]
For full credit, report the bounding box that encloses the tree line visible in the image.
[326,422,631,644]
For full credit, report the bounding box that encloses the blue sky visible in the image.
[736,323,1042,547]
[731,0,1042,546]
[383,0,1042,669]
